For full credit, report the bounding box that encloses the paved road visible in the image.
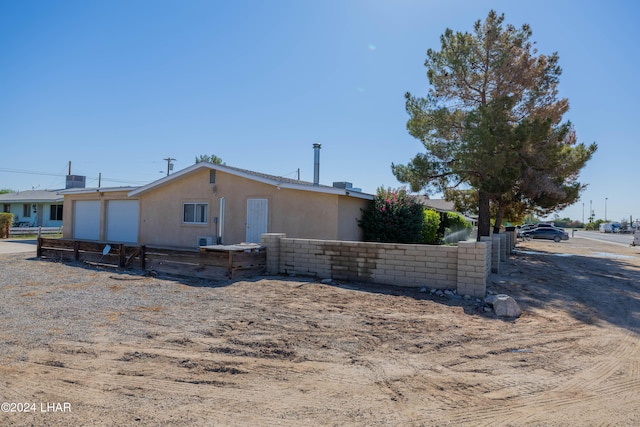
[0,239,37,254]
[571,230,635,247]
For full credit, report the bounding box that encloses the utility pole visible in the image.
[163,157,176,176]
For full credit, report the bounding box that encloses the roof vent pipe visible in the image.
[313,143,321,186]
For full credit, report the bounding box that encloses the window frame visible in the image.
[182,202,208,224]
[50,204,63,221]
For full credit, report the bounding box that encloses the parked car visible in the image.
[516,224,536,237]
[523,227,569,242]
[534,223,566,232]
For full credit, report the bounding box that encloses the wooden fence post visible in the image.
[227,251,233,279]
[140,245,146,271]
[118,243,126,268]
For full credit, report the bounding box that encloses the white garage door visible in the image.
[74,201,101,240]
[106,200,139,243]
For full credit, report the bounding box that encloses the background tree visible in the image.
[195,154,225,165]
[392,10,596,238]
[552,217,583,229]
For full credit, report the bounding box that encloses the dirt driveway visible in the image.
[1,236,639,426]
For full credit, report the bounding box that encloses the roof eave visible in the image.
[59,187,138,195]
[128,162,374,199]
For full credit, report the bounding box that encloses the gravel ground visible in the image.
[1,239,640,426]
[0,254,236,361]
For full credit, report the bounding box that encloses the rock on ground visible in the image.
[486,294,522,317]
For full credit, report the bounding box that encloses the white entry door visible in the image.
[106,200,140,243]
[74,200,101,240]
[246,198,268,243]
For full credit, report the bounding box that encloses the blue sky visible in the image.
[1,0,638,223]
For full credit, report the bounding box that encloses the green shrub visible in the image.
[442,212,473,243]
[422,209,441,244]
[0,212,14,239]
[358,187,424,243]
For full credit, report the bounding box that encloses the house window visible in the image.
[23,204,31,218]
[2,204,9,213]
[50,204,63,221]
[183,203,208,224]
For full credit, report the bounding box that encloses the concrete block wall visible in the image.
[483,239,492,283]
[455,241,490,298]
[506,229,516,253]
[481,236,501,274]
[504,231,512,254]
[261,233,286,275]
[261,233,489,298]
[499,233,507,261]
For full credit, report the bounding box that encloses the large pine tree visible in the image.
[393,10,596,238]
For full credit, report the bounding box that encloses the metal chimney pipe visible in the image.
[313,143,321,186]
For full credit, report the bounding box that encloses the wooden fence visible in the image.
[36,238,266,280]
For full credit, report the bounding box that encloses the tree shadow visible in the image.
[259,275,488,316]
[491,246,640,335]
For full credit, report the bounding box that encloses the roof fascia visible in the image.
[128,162,212,196]
[129,163,374,200]
[58,187,138,195]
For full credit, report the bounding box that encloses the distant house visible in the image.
[60,162,373,247]
[0,190,64,227]
[415,196,477,225]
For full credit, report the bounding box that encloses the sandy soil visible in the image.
[1,235,639,426]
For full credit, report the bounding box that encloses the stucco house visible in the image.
[60,162,373,247]
[0,190,64,227]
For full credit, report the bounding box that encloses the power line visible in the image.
[0,167,148,185]
[0,167,65,177]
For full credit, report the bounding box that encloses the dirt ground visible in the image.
[1,235,640,426]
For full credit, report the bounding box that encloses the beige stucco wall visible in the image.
[137,168,369,247]
[337,195,368,241]
[62,168,370,248]
[62,190,135,241]
[137,168,217,247]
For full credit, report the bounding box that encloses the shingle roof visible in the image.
[216,164,335,189]
[415,196,455,212]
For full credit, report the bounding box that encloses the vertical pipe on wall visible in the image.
[313,143,321,186]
